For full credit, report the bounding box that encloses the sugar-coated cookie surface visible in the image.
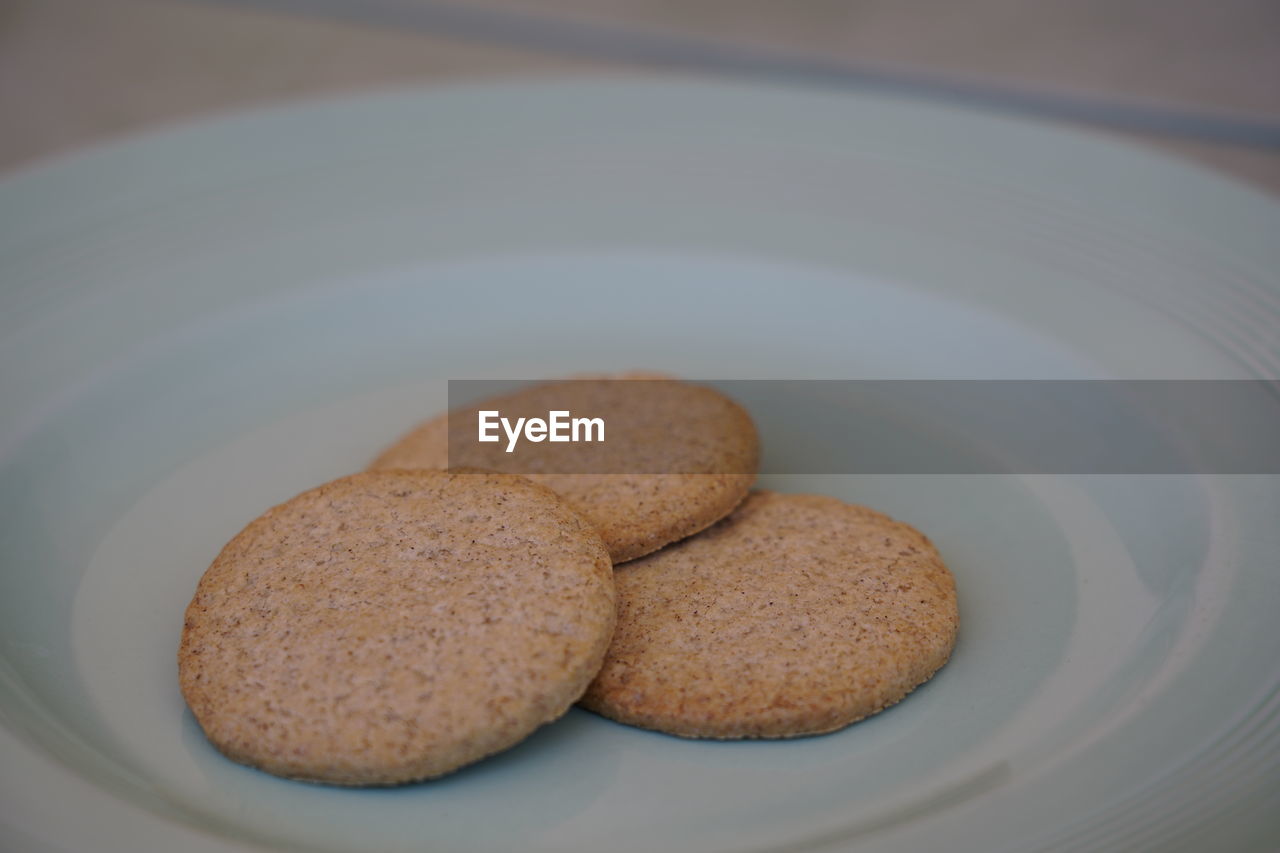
[579,491,958,739]
[368,376,759,564]
[178,469,616,785]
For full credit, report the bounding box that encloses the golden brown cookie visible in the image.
[579,491,958,739]
[368,377,759,564]
[178,469,616,785]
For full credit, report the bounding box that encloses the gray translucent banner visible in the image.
[446,380,1280,474]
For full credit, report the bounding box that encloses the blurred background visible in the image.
[1,0,1278,193]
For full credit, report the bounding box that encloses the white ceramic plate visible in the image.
[1,79,1277,853]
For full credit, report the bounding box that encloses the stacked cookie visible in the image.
[179,377,958,785]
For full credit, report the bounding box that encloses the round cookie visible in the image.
[579,491,958,739]
[369,376,759,564]
[178,469,616,785]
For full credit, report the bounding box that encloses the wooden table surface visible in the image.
[2,0,1278,194]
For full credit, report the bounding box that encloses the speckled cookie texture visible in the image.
[368,376,759,564]
[579,491,958,739]
[178,469,616,785]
